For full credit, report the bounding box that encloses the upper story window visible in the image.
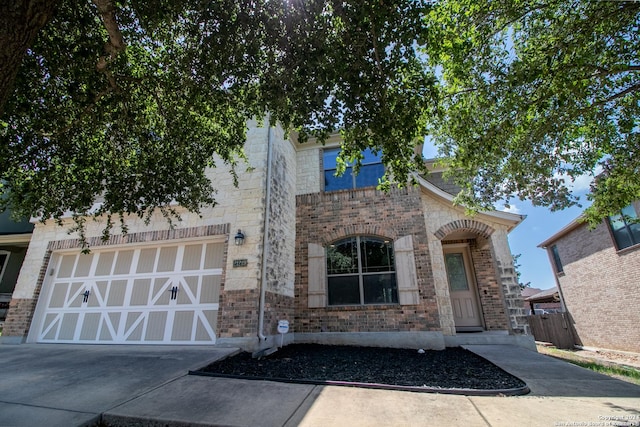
[326,236,397,306]
[608,204,640,250]
[550,245,563,274]
[323,148,385,191]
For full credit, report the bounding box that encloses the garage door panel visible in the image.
[196,310,217,341]
[157,246,178,272]
[131,278,152,305]
[58,255,76,278]
[88,281,108,307]
[59,313,79,340]
[75,253,95,277]
[80,313,100,340]
[146,311,167,341]
[68,282,85,308]
[114,250,134,274]
[151,277,172,306]
[107,280,127,306]
[100,314,118,341]
[125,312,145,341]
[171,311,194,341]
[42,314,59,340]
[37,241,223,345]
[137,248,157,274]
[49,283,68,308]
[96,251,115,276]
[182,245,203,270]
[204,243,224,269]
[200,276,221,304]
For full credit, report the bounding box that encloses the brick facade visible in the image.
[546,221,640,353]
[295,186,441,334]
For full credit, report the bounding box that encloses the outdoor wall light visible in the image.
[234,229,245,246]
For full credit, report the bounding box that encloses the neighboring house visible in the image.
[2,122,533,350]
[538,202,640,353]
[0,209,34,323]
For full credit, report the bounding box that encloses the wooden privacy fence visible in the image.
[526,313,577,349]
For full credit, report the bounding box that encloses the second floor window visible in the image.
[323,148,384,191]
[608,204,640,250]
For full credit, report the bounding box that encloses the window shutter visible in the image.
[308,243,326,307]
[394,235,419,305]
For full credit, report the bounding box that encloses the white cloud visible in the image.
[497,202,522,214]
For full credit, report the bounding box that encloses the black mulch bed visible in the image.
[193,344,527,394]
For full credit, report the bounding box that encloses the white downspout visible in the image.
[258,116,273,342]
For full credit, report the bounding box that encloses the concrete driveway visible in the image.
[0,344,237,426]
[1,343,639,427]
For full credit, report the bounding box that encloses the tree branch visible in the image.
[593,83,640,106]
[92,0,125,55]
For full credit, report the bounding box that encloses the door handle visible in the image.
[82,290,90,303]
[168,286,178,300]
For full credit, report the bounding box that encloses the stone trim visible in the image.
[434,220,495,240]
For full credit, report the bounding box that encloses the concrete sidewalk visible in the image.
[103,344,640,427]
[1,344,639,427]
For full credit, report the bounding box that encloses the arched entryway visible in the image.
[436,220,496,332]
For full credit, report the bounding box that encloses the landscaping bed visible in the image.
[193,344,528,394]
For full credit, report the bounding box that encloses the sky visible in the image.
[422,144,593,291]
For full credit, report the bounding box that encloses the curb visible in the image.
[188,370,531,396]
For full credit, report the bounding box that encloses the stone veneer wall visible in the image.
[295,186,441,334]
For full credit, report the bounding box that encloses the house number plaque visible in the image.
[232,259,248,268]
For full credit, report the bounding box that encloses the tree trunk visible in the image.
[0,0,60,117]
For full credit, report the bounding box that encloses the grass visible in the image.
[537,345,640,385]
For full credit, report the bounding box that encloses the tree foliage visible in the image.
[0,0,433,242]
[1,0,638,240]
[423,0,640,225]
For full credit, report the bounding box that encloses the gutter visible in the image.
[257,117,273,343]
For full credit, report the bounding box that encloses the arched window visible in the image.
[326,236,397,305]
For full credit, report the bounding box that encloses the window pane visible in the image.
[609,213,626,231]
[323,148,341,169]
[630,222,640,246]
[361,238,394,273]
[361,148,382,164]
[324,168,353,192]
[328,276,361,305]
[613,228,633,250]
[363,273,397,304]
[355,163,384,188]
[445,253,469,291]
[551,245,563,273]
[327,238,358,274]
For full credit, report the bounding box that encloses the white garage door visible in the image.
[35,241,224,344]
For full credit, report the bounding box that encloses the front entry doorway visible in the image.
[444,245,484,331]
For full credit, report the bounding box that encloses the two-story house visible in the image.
[2,122,533,350]
[538,202,640,353]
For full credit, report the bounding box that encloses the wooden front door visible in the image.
[444,249,483,331]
